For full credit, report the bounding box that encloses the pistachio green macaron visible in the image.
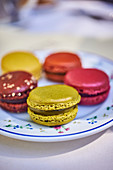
[27,85,81,126]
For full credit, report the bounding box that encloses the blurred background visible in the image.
[0,0,113,60]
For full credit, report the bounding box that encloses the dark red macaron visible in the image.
[0,71,37,112]
[64,68,110,105]
[43,52,82,82]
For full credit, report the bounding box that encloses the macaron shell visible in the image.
[65,68,110,95]
[0,71,37,95]
[0,101,27,113]
[1,51,42,80]
[44,52,82,74]
[28,105,78,126]
[27,85,81,111]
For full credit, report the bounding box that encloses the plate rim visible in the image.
[0,119,113,142]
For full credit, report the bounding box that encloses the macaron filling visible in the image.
[29,105,76,116]
[79,87,110,97]
[45,70,66,75]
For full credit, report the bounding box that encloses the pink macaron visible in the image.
[64,68,110,105]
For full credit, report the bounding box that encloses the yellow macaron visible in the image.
[27,85,81,126]
[1,51,41,80]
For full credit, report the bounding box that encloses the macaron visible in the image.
[64,68,110,105]
[0,71,37,113]
[27,85,81,126]
[43,52,82,82]
[1,51,42,80]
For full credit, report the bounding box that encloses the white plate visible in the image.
[0,51,113,142]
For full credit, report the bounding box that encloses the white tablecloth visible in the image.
[0,127,113,170]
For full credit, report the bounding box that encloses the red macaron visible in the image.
[64,68,110,105]
[0,71,37,112]
[43,52,82,82]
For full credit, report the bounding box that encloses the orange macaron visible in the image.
[43,52,82,82]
